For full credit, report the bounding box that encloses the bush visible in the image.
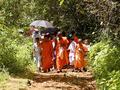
[0,24,35,76]
[89,40,120,90]
[0,67,9,83]
[98,71,120,90]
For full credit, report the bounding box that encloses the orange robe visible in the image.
[56,37,69,70]
[41,40,53,71]
[82,43,89,55]
[82,43,89,66]
[74,43,86,69]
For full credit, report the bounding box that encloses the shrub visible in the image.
[0,67,9,83]
[89,41,120,90]
[0,24,35,76]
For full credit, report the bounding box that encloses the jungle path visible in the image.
[29,69,96,90]
[0,69,96,90]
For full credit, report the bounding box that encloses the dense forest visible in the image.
[0,0,120,89]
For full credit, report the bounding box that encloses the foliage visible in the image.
[0,0,119,88]
[89,41,120,90]
[0,67,9,83]
[0,0,119,41]
[98,71,120,90]
[0,0,101,39]
[0,23,35,76]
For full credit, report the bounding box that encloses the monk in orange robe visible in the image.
[82,39,90,70]
[56,32,69,72]
[40,34,53,72]
[74,39,86,71]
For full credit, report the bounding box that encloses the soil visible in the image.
[0,69,96,90]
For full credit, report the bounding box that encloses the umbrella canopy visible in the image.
[30,20,54,28]
[41,28,59,35]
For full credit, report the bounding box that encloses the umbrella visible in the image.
[41,28,60,34]
[30,20,54,28]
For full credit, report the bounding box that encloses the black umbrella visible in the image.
[41,28,59,35]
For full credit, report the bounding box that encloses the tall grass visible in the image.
[0,67,9,83]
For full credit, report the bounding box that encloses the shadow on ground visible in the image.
[32,71,96,90]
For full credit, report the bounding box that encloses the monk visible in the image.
[40,34,53,72]
[82,39,90,71]
[74,39,86,72]
[56,32,69,72]
[82,39,90,54]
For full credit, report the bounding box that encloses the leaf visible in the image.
[59,0,64,6]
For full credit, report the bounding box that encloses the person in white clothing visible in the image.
[68,39,76,65]
[33,37,41,72]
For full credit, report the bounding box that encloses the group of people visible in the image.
[30,26,90,73]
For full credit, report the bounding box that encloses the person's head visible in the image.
[40,35,44,41]
[78,39,82,44]
[57,31,62,39]
[83,39,89,45]
[50,34,55,40]
[44,33,50,40]
[53,31,57,37]
[35,38,40,43]
[71,31,76,36]
[30,25,35,30]
[62,31,66,37]
[35,31,39,35]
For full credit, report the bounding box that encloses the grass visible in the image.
[0,68,9,82]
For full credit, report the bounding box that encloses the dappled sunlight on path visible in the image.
[0,70,96,90]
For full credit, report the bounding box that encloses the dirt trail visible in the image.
[0,70,96,90]
[28,71,96,90]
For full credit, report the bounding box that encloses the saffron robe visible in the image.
[74,43,86,69]
[56,37,69,70]
[41,40,53,71]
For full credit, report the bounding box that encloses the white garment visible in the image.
[52,41,56,60]
[68,41,76,65]
[32,31,40,43]
[33,43,41,68]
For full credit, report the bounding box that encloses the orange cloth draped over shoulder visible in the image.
[56,37,69,70]
[82,43,89,66]
[41,40,53,71]
[74,43,86,69]
[82,44,89,54]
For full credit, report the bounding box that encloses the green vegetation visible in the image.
[89,40,120,89]
[0,68,9,83]
[0,0,120,89]
[0,24,35,81]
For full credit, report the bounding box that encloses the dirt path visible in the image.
[0,71,96,90]
[29,70,96,90]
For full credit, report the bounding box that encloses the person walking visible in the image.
[33,37,41,72]
[56,32,69,73]
[40,33,53,72]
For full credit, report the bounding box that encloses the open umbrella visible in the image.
[41,28,59,34]
[30,20,54,28]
